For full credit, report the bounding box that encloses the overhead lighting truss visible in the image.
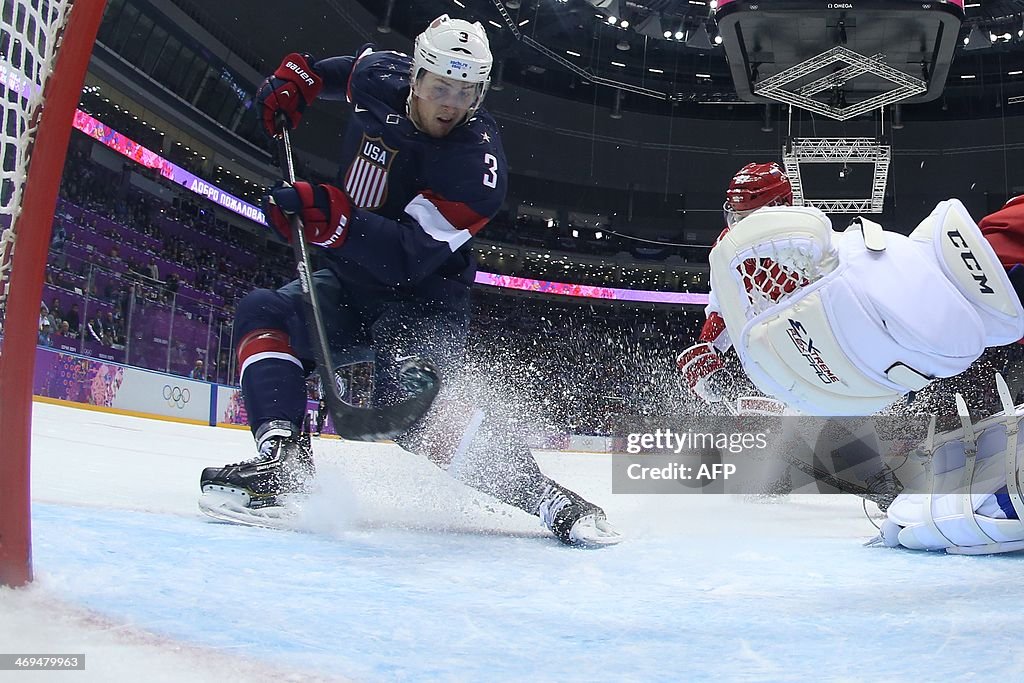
[783,138,890,214]
[492,0,670,99]
[755,46,926,121]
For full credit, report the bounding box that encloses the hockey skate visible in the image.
[199,420,316,526]
[537,483,622,548]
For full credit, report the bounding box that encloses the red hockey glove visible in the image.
[263,181,351,248]
[676,342,735,404]
[256,53,323,137]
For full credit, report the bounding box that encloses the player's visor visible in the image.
[723,200,752,228]
[414,74,484,109]
[723,197,789,228]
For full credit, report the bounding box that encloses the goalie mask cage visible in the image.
[0,0,106,587]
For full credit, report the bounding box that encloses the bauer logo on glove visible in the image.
[263,181,352,248]
[256,53,324,137]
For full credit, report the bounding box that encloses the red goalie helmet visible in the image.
[724,162,793,227]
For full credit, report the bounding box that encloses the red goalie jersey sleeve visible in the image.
[979,195,1024,342]
[980,195,1024,269]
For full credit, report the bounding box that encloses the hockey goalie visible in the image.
[679,172,1024,552]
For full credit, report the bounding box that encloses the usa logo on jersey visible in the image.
[344,135,398,210]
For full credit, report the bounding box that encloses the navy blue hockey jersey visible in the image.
[309,47,508,298]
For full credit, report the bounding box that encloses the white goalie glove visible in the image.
[709,200,1024,416]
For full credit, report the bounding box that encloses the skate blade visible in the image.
[568,513,624,548]
[198,489,297,530]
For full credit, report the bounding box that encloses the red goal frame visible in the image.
[0,0,107,588]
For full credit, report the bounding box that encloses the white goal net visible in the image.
[0,0,74,312]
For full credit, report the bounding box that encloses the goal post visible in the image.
[0,0,107,588]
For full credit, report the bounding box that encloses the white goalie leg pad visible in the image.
[739,234,985,415]
[825,226,988,380]
[909,198,1024,345]
[739,286,911,416]
[882,376,1024,553]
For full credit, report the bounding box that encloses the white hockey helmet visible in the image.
[412,14,492,118]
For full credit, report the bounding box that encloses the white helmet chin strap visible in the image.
[405,89,420,131]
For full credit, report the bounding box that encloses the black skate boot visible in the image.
[536,483,622,548]
[200,420,315,512]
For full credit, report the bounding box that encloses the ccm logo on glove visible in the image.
[263,181,352,249]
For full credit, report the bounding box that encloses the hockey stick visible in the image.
[273,120,440,440]
[782,455,900,509]
[725,398,900,508]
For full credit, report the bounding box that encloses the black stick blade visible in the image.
[329,357,441,441]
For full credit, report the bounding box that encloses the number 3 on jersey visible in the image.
[482,153,499,189]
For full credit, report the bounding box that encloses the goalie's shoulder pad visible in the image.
[909,198,1024,345]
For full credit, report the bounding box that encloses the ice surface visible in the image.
[3,402,1023,682]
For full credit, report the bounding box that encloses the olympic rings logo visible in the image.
[163,384,191,409]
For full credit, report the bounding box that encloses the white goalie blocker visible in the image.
[876,375,1024,554]
[709,199,1024,416]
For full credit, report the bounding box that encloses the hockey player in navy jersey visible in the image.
[199,15,620,546]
